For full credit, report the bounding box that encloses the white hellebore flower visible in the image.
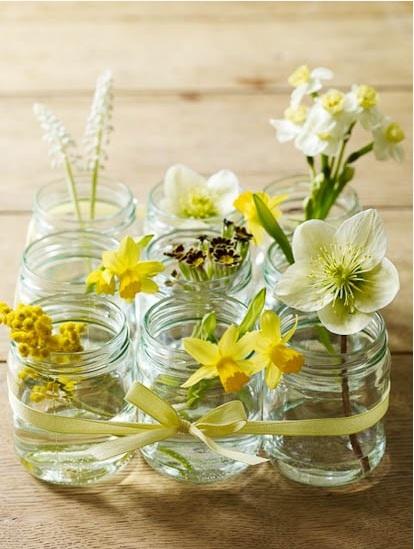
[373,117,405,162]
[346,84,382,130]
[276,209,399,335]
[288,65,333,106]
[161,164,240,220]
[270,104,308,143]
[295,89,352,157]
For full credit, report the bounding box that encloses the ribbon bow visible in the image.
[10,381,267,466]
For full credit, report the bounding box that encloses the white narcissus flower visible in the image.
[288,65,333,106]
[295,90,353,157]
[161,164,240,219]
[373,118,405,162]
[270,104,308,143]
[276,209,399,335]
[346,84,382,130]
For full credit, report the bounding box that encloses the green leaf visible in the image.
[191,312,217,342]
[136,234,154,250]
[345,142,373,164]
[253,194,294,264]
[338,165,355,186]
[238,288,266,337]
[315,325,336,355]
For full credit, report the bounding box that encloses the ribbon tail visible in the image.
[190,425,267,466]
[87,427,177,460]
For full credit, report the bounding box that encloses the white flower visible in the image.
[161,164,240,219]
[270,104,308,143]
[373,117,405,162]
[346,84,382,130]
[276,209,399,335]
[288,65,333,106]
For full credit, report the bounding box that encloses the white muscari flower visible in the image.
[270,104,308,143]
[33,103,80,169]
[346,84,382,130]
[373,117,405,162]
[161,164,240,219]
[288,65,333,106]
[83,69,114,172]
[276,209,399,335]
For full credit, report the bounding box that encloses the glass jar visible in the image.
[263,311,390,487]
[263,242,290,312]
[144,180,243,236]
[8,295,137,486]
[138,229,253,318]
[137,296,262,483]
[264,174,361,233]
[27,175,138,243]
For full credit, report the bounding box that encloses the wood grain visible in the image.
[0,92,411,210]
[0,2,411,548]
[0,355,411,549]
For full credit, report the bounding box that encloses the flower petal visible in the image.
[183,337,220,365]
[311,67,334,80]
[276,261,334,312]
[218,325,240,356]
[163,164,206,206]
[260,310,281,343]
[318,301,373,335]
[354,257,400,313]
[207,170,240,215]
[270,119,300,143]
[292,219,336,262]
[139,278,159,294]
[233,331,257,360]
[216,359,250,393]
[135,260,165,277]
[265,364,283,390]
[335,209,387,269]
[181,365,217,388]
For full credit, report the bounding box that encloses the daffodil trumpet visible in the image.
[270,65,405,221]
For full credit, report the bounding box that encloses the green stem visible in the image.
[64,157,83,223]
[90,127,103,220]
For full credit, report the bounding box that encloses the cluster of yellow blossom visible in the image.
[0,302,85,360]
[29,375,77,403]
[87,235,164,301]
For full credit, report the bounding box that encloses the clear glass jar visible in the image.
[264,311,390,487]
[138,229,253,318]
[8,295,137,486]
[137,296,262,483]
[264,174,361,233]
[263,242,290,312]
[27,175,138,243]
[144,180,243,236]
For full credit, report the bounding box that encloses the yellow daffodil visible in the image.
[86,268,115,295]
[182,325,258,393]
[253,310,304,389]
[88,235,165,301]
[234,191,287,245]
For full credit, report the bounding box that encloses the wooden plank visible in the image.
[0,209,410,357]
[0,354,411,549]
[0,2,411,93]
[0,92,411,211]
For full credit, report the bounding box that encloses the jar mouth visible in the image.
[264,173,360,225]
[142,295,247,364]
[280,309,387,370]
[146,228,252,290]
[147,180,242,224]
[34,173,136,227]
[13,294,129,375]
[21,230,119,291]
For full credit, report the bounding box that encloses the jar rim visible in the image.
[33,173,136,226]
[21,230,119,290]
[146,227,252,289]
[280,309,387,369]
[12,294,129,375]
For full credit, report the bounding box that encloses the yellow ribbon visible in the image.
[9,381,390,466]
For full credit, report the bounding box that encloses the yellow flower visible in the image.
[101,236,164,301]
[86,268,115,295]
[321,89,346,115]
[253,311,304,389]
[182,325,257,393]
[234,191,287,245]
[288,65,310,87]
[356,85,378,110]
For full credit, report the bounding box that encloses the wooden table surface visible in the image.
[0,3,412,548]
